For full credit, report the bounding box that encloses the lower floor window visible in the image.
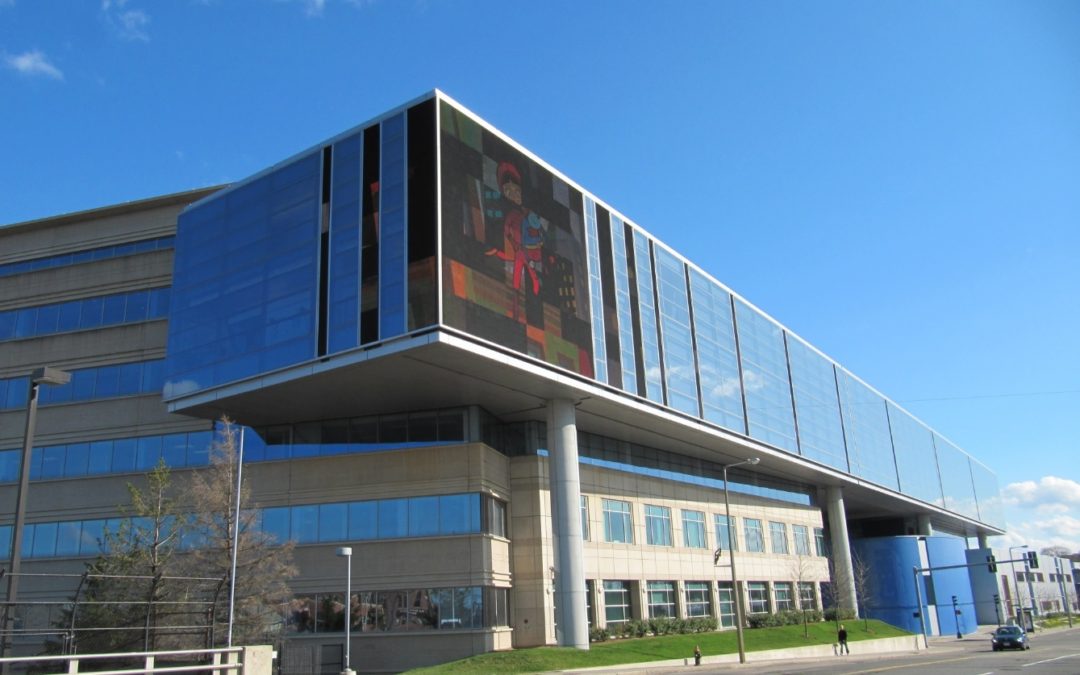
[684,581,711,617]
[774,582,794,611]
[647,581,676,618]
[798,582,817,610]
[717,582,735,628]
[747,582,770,614]
[604,580,632,624]
[286,586,501,633]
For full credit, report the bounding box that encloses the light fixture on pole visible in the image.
[336,547,353,675]
[1008,544,1028,625]
[723,457,760,665]
[2,367,70,668]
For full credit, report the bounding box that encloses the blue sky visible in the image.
[3,0,1079,553]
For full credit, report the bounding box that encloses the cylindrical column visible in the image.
[547,398,588,649]
[825,486,858,616]
[916,514,934,537]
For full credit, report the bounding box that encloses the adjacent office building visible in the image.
[1,91,1005,672]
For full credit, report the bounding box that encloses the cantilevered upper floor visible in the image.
[161,90,1003,540]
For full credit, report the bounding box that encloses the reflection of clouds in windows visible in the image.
[707,374,742,399]
[742,369,766,393]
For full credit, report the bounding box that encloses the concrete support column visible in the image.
[547,398,589,649]
[916,514,934,537]
[976,531,988,549]
[825,486,858,616]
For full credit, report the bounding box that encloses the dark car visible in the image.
[991,625,1030,651]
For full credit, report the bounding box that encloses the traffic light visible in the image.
[1027,550,1039,569]
[987,554,997,572]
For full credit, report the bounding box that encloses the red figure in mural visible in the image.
[485,162,545,300]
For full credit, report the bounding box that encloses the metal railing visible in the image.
[0,644,272,675]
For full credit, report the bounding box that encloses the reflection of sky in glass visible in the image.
[632,230,664,404]
[584,197,608,384]
[655,247,700,416]
[610,215,638,394]
[787,336,846,471]
[889,403,943,507]
[734,301,797,453]
[970,459,1005,530]
[934,434,979,521]
[836,370,898,490]
[689,269,744,433]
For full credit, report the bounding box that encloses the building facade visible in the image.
[2,91,1004,672]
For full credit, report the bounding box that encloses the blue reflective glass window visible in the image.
[35,304,59,334]
[149,288,170,318]
[689,270,744,433]
[124,290,149,322]
[378,498,408,538]
[112,439,137,473]
[31,522,57,558]
[71,370,95,401]
[28,447,43,480]
[935,435,979,520]
[0,451,18,483]
[261,507,290,543]
[0,311,14,340]
[291,505,319,543]
[889,403,942,506]
[584,197,608,383]
[378,113,407,339]
[40,446,65,479]
[837,370,898,490]
[787,337,847,470]
[161,434,187,467]
[970,460,1004,529]
[0,525,10,559]
[609,215,639,393]
[318,503,347,542]
[438,494,475,535]
[3,377,26,409]
[408,496,439,537]
[15,308,36,338]
[64,443,89,477]
[102,294,126,325]
[142,360,164,392]
[348,501,378,540]
[95,365,120,398]
[56,521,82,557]
[88,441,113,474]
[57,301,81,332]
[187,431,212,466]
[21,524,35,558]
[117,362,141,395]
[654,247,699,415]
[80,297,103,329]
[734,301,797,453]
[80,520,105,555]
[136,436,162,470]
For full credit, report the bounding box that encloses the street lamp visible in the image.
[1008,544,1029,625]
[723,457,760,665]
[2,367,70,666]
[336,547,353,675]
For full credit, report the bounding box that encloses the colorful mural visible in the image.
[440,101,594,376]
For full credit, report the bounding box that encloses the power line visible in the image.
[900,389,1080,404]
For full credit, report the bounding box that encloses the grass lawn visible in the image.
[405,619,909,674]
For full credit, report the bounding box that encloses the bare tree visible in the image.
[178,419,297,646]
[851,552,875,631]
[1041,545,1072,558]
[790,555,819,638]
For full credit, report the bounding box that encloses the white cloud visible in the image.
[3,50,64,80]
[102,0,151,42]
[1002,476,1080,508]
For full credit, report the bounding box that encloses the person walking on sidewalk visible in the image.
[837,624,850,655]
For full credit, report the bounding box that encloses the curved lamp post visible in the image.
[723,457,760,665]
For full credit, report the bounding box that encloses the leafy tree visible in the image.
[60,460,194,653]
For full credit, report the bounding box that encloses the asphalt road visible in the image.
[577,627,1080,675]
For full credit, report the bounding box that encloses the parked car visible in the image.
[991,625,1030,651]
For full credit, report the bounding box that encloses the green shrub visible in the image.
[747,612,783,628]
[688,616,718,632]
[628,619,649,638]
[588,626,610,642]
[824,607,857,622]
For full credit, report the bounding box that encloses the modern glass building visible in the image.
[1,91,1003,672]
